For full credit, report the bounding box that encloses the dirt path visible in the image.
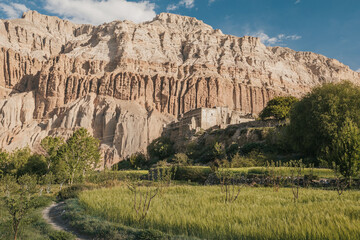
[42,202,92,240]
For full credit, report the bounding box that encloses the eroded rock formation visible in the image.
[0,11,359,166]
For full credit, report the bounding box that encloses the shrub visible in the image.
[171,153,190,165]
[57,183,96,200]
[231,153,256,167]
[174,167,212,183]
[17,154,47,177]
[148,137,174,160]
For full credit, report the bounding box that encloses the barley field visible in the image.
[79,186,360,239]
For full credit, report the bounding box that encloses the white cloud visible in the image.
[44,0,156,25]
[167,0,195,11]
[166,4,178,11]
[295,0,301,4]
[249,31,301,46]
[209,0,216,4]
[356,68,360,73]
[0,3,29,19]
[181,0,195,8]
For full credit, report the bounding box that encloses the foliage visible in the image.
[113,153,149,170]
[0,195,65,240]
[40,136,65,171]
[1,174,40,240]
[174,166,212,183]
[147,137,174,160]
[0,148,31,176]
[230,153,257,168]
[172,153,190,166]
[259,96,298,120]
[17,154,47,177]
[265,126,294,154]
[59,128,101,184]
[129,153,147,169]
[79,186,360,240]
[288,81,360,161]
[212,142,226,160]
[57,183,97,200]
[325,118,360,185]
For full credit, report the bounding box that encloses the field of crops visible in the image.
[79,186,360,239]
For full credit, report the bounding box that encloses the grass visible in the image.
[61,198,196,240]
[0,195,75,240]
[79,186,360,240]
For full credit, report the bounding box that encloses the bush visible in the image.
[148,137,174,160]
[231,153,256,167]
[17,154,47,177]
[113,160,133,170]
[171,153,190,165]
[174,167,212,183]
[57,184,96,200]
[49,231,76,240]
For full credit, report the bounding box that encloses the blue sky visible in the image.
[0,0,359,71]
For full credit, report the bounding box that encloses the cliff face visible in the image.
[0,11,359,166]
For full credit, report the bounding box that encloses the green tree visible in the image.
[172,153,189,165]
[326,118,360,186]
[0,148,31,176]
[147,137,174,160]
[0,149,9,177]
[1,174,39,240]
[40,136,65,171]
[259,96,298,120]
[288,81,360,161]
[213,142,226,160]
[17,154,47,177]
[129,153,147,169]
[60,128,101,184]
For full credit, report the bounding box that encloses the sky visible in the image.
[0,0,359,71]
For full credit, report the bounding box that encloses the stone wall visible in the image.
[166,107,255,139]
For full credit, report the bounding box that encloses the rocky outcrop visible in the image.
[0,92,173,166]
[0,11,359,165]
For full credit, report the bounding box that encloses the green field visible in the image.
[79,186,360,240]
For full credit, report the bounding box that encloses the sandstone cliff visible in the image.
[0,11,359,166]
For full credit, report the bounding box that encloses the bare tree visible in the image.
[126,180,159,222]
[289,160,303,203]
[267,161,285,192]
[332,162,348,196]
[216,168,244,203]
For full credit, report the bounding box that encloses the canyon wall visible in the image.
[0,11,359,165]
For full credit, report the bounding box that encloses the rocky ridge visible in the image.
[0,11,359,166]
